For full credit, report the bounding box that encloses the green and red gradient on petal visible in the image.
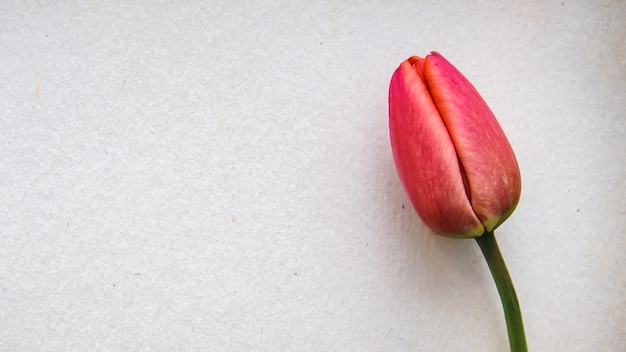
[389,52,521,238]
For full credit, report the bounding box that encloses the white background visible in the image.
[1,1,624,351]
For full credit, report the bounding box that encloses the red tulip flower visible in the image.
[389,52,521,238]
[388,52,527,351]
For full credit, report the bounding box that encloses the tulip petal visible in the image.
[424,52,521,231]
[389,56,484,237]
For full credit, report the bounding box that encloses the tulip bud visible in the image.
[389,52,521,238]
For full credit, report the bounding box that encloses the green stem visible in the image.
[475,231,528,352]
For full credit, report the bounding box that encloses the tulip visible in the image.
[388,52,527,351]
[389,51,521,238]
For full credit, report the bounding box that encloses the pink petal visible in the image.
[389,56,484,237]
[424,52,521,231]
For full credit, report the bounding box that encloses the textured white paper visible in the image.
[1,1,624,351]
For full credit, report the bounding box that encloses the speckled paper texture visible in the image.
[1,1,624,351]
